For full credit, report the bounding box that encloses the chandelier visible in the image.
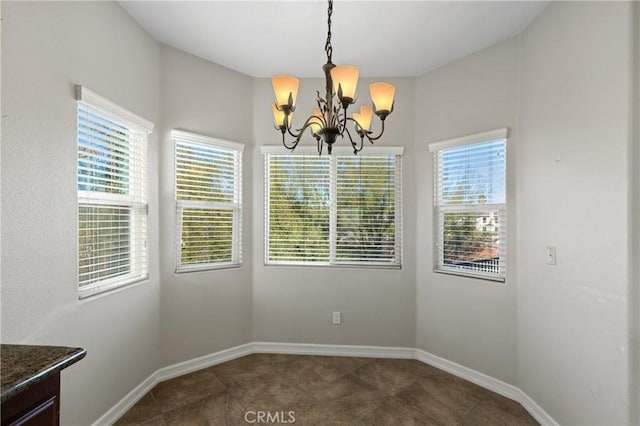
[270,0,395,155]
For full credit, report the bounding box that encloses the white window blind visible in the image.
[430,131,507,281]
[264,147,402,267]
[174,130,243,272]
[335,156,401,264]
[266,155,330,263]
[76,86,152,298]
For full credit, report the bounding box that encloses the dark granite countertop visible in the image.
[1,344,86,403]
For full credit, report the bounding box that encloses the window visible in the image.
[429,129,507,281]
[263,146,403,267]
[76,86,153,298]
[173,130,243,272]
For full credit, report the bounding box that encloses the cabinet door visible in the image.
[1,374,60,426]
[7,397,57,426]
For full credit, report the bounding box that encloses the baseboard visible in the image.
[93,372,159,426]
[252,341,416,359]
[516,389,559,426]
[414,349,557,425]
[415,349,521,400]
[154,342,253,383]
[95,342,558,426]
[92,343,252,425]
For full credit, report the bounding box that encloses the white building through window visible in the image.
[429,129,507,281]
[76,86,153,298]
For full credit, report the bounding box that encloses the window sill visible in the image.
[433,268,505,283]
[264,261,402,270]
[78,274,149,300]
[175,262,242,274]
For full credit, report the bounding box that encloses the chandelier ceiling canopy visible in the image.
[270,0,395,155]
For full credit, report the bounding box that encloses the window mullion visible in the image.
[232,205,241,264]
[264,154,271,264]
[176,199,236,210]
[176,204,184,269]
[329,155,337,263]
[438,204,504,212]
[396,156,403,264]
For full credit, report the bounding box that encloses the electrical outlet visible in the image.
[332,311,341,325]
[546,246,557,265]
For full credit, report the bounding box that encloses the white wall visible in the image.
[157,46,253,366]
[631,5,640,425]
[517,2,633,424]
[251,76,417,348]
[414,37,520,385]
[1,2,161,425]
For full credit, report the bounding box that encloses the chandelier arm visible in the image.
[364,118,387,142]
[282,114,302,139]
[345,126,364,155]
[342,125,364,154]
[285,114,322,141]
[336,106,349,134]
[281,131,300,151]
[286,125,304,139]
[342,115,355,133]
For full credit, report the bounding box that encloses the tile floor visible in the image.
[115,354,539,425]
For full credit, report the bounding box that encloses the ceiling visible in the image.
[119,1,548,78]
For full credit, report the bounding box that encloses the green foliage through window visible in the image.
[174,132,243,271]
[266,153,401,266]
[268,156,330,262]
[336,157,397,262]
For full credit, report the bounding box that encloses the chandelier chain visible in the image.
[325,0,333,63]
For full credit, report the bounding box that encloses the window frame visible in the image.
[173,130,243,273]
[428,128,508,283]
[262,145,403,269]
[76,85,153,299]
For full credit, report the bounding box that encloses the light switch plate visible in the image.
[546,246,557,265]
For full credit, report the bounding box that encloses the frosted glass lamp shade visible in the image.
[272,75,299,109]
[353,105,373,132]
[330,65,359,101]
[369,82,395,114]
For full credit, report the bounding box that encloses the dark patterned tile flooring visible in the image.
[115,354,538,425]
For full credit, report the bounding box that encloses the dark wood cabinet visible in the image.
[1,345,85,426]
[1,373,60,426]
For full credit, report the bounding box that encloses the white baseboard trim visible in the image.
[93,371,159,426]
[252,341,416,359]
[516,389,559,426]
[92,343,252,425]
[154,343,253,383]
[415,349,521,401]
[95,342,557,426]
[415,349,557,425]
